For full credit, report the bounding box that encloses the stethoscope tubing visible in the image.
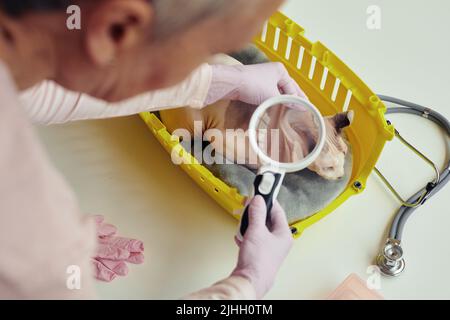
[378,95,450,241]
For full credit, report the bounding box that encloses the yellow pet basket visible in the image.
[140,11,395,238]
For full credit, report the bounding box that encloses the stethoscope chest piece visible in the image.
[376,240,405,277]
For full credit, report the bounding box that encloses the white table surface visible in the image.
[37,0,450,299]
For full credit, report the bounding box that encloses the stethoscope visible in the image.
[374,95,450,277]
[235,95,450,277]
[234,95,449,277]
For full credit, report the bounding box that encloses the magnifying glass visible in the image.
[237,95,327,240]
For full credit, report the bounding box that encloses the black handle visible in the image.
[239,172,283,238]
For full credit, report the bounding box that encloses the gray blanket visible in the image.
[202,150,352,224]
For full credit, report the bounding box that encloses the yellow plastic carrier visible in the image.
[140,11,395,238]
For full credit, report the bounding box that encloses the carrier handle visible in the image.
[374,127,440,208]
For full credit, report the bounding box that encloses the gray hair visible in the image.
[152,0,234,39]
[0,0,235,39]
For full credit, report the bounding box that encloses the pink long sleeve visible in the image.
[183,276,256,300]
[0,62,97,299]
[20,64,212,125]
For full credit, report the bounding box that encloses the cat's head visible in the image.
[308,111,354,180]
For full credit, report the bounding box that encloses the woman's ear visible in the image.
[84,0,153,66]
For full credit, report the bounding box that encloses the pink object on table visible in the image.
[328,274,383,300]
[91,216,145,282]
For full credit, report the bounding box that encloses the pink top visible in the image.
[0,61,255,300]
[20,64,212,125]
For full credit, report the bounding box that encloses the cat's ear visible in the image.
[330,111,354,132]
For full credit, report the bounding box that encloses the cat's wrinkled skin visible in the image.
[309,111,353,180]
[161,102,353,180]
[160,54,353,181]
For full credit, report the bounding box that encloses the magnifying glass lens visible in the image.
[238,96,327,241]
[255,103,321,165]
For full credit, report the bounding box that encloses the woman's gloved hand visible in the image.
[205,62,307,107]
[232,196,293,299]
[91,216,145,282]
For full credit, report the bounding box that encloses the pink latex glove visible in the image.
[232,196,293,299]
[205,62,307,106]
[91,216,145,282]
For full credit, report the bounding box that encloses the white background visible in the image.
[37,0,450,299]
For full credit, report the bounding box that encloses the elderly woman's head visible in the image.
[0,0,284,100]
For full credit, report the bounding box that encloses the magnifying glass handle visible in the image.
[238,172,284,241]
